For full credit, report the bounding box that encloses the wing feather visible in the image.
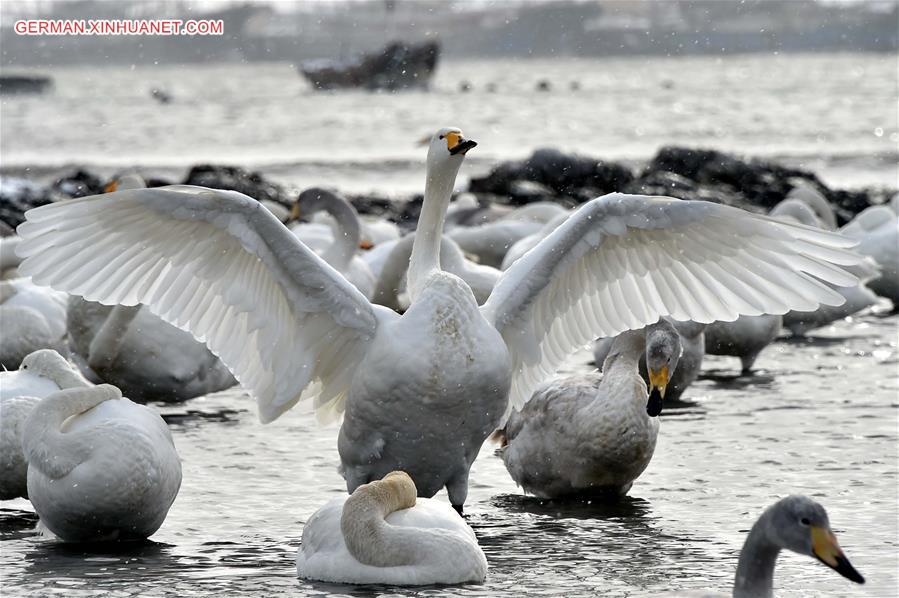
[17,185,389,423]
[481,193,861,418]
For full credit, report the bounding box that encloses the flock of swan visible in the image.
[1,126,895,595]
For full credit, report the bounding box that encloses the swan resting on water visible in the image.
[23,383,181,542]
[297,471,487,585]
[15,126,862,511]
[666,495,864,597]
[0,349,91,500]
[495,320,681,499]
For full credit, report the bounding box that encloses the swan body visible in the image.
[297,471,487,585]
[665,496,864,597]
[785,184,837,229]
[840,205,899,306]
[16,127,862,509]
[23,384,181,542]
[593,318,704,403]
[67,298,236,403]
[0,277,69,369]
[497,321,681,498]
[704,315,782,373]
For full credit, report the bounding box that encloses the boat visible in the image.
[299,40,439,91]
[0,75,53,95]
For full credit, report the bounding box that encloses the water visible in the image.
[1,52,897,596]
[1,309,896,597]
[1,54,897,192]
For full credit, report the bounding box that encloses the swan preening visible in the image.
[23,383,182,542]
[15,126,863,513]
[496,319,681,499]
[297,471,487,585]
[666,496,864,597]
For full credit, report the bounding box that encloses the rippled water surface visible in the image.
[1,309,896,597]
[1,54,897,190]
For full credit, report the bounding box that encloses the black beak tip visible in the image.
[820,554,865,584]
[449,139,477,155]
[646,388,663,417]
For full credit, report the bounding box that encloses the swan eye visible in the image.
[439,135,444,139]
[800,517,810,526]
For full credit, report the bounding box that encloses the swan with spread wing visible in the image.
[15,127,859,511]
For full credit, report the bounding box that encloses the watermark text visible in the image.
[14,19,224,36]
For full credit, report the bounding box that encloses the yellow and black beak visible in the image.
[446,131,477,156]
[812,526,865,584]
[104,180,118,193]
[646,366,668,417]
[290,203,301,222]
[359,240,374,250]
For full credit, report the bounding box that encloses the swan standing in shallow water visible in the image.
[16,127,860,510]
[666,496,864,597]
[297,471,487,585]
[495,320,681,499]
[0,277,69,369]
[0,350,91,500]
[23,384,181,542]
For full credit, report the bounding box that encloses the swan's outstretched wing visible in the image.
[480,193,860,417]
[16,186,389,423]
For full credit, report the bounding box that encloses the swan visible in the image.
[447,202,568,268]
[666,495,864,597]
[372,233,500,311]
[840,204,899,307]
[297,471,487,585]
[290,187,377,298]
[500,211,570,269]
[15,126,861,510]
[66,298,236,402]
[23,384,181,542]
[593,318,705,403]
[770,199,880,334]
[785,183,837,229]
[495,320,681,499]
[1,235,23,278]
[0,276,69,369]
[0,349,92,500]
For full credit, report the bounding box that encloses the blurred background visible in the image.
[0,0,896,194]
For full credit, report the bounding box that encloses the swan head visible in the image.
[426,127,477,167]
[380,471,418,510]
[19,349,87,389]
[104,173,146,193]
[764,496,864,584]
[292,187,344,222]
[645,319,682,415]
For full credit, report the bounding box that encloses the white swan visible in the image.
[495,320,681,499]
[0,349,92,500]
[785,183,837,229]
[297,471,487,585]
[500,211,570,270]
[770,199,880,334]
[840,204,899,307]
[593,318,705,403]
[16,126,860,510]
[372,233,500,311]
[23,384,181,542]
[67,298,236,402]
[0,277,69,369]
[290,187,376,298]
[447,202,568,268]
[666,496,864,597]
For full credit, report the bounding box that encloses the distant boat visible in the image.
[300,40,439,91]
[0,75,53,95]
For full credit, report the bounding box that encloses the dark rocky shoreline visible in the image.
[1,146,893,233]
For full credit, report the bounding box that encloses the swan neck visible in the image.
[340,476,418,567]
[311,197,361,270]
[602,329,646,373]
[88,305,142,371]
[408,162,460,302]
[373,236,416,311]
[733,513,780,598]
[22,386,118,480]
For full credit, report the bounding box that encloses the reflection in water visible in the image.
[1,311,896,597]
